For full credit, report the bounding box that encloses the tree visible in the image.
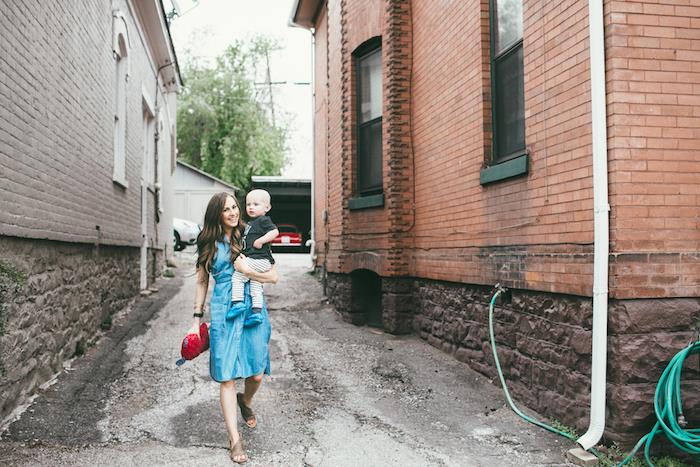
[177,37,287,192]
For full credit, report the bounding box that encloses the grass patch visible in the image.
[100,314,113,331]
[549,419,579,439]
[73,339,86,357]
[595,442,693,467]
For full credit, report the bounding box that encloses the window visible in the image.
[142,90,156,189]
[112,13,129,187]
[490,0,525,164]
[355,39,382,196]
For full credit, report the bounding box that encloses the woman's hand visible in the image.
[188,319,200,337]
[234,254,252,275]
[234,254,277,283]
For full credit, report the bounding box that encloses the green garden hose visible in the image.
[488,286,700,467]
[487,287,577,441]
[617,340,700,466]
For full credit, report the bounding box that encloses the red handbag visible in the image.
[176,322,210,366]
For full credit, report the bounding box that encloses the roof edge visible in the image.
[177,160,241,192]
[288,0,323,29]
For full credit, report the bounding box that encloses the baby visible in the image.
[232,189,279,313]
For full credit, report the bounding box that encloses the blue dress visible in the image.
[208,238,272,382]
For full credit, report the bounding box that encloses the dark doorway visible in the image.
[251,176,311,253]
[351,269,382,328]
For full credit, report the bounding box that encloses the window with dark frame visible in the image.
[355,39,382,196]
[490,0,525,164]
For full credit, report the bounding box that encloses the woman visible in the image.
[189,192,278,463]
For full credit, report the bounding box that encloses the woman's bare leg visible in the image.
[243,373,263,406]
[221,380,247,462]
[238,374,263,428]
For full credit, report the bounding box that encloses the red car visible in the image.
[272,224,303,248]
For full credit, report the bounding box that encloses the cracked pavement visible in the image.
[0,253,575,466]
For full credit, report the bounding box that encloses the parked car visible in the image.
[272,224,303,249]
[173,217,201,251]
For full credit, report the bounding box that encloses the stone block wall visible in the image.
[413,279,700,446]
[326,273,353,321]
[0,235,154,425]
[413,280,594,434]
[606,298,700,445]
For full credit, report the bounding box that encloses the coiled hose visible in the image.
[488,287,700,467]
[617,340,700,466]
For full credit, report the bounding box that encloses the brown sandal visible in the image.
[236,393,257,428]
[229,433,248,464]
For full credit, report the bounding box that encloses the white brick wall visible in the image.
[0,0,177,249]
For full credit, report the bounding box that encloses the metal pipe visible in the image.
[576,0,611,451]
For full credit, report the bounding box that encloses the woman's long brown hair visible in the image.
[196,192,245,277]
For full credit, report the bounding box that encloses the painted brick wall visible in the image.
[605,0,700,299]
[0,0,173,250]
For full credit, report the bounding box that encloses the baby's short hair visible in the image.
[247,189,271,205]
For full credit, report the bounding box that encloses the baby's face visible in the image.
[246,195,270,218]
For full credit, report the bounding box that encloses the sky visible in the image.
[168,0,313,179]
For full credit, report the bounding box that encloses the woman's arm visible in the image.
[188,266,210,335]
[234,255,278,284]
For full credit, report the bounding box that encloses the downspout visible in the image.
[306,27,317,268]
[153,61,175,247]
[576,0,610,451]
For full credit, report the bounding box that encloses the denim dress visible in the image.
[208,238,271,382]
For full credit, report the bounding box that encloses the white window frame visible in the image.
[113,11,130,188]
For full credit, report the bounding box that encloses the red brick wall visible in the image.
[312,0,700,299]
[606,0,700,299]
[342,0,393,273]
[314,3,329,267]
[414,0,595,295]
[325,0,345,273]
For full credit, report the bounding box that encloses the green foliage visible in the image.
[0,260,26,374]
[0,260,27,285]
[595,441,693,467]
[100,314,113,331]
[177,36,288,192]
[549,419,579,439]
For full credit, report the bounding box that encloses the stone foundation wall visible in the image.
[0,236,160,424]
[325,271,700,447]
[327,273,415,333]
[326,272,352,320]
[414,280,594,435]
[607,298,700,445]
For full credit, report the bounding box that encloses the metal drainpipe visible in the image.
[306,27,317,268]
[576,0,611,451]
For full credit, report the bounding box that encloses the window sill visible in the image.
[480,154,528,185]
[113,176,129,189]
[349,193,384,210]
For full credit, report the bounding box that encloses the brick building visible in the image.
[291,0,700,446]
[0,1,181,424]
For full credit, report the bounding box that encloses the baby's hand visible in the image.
[253,239,264,249]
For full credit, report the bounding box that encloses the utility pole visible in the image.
[264,48,276,127]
